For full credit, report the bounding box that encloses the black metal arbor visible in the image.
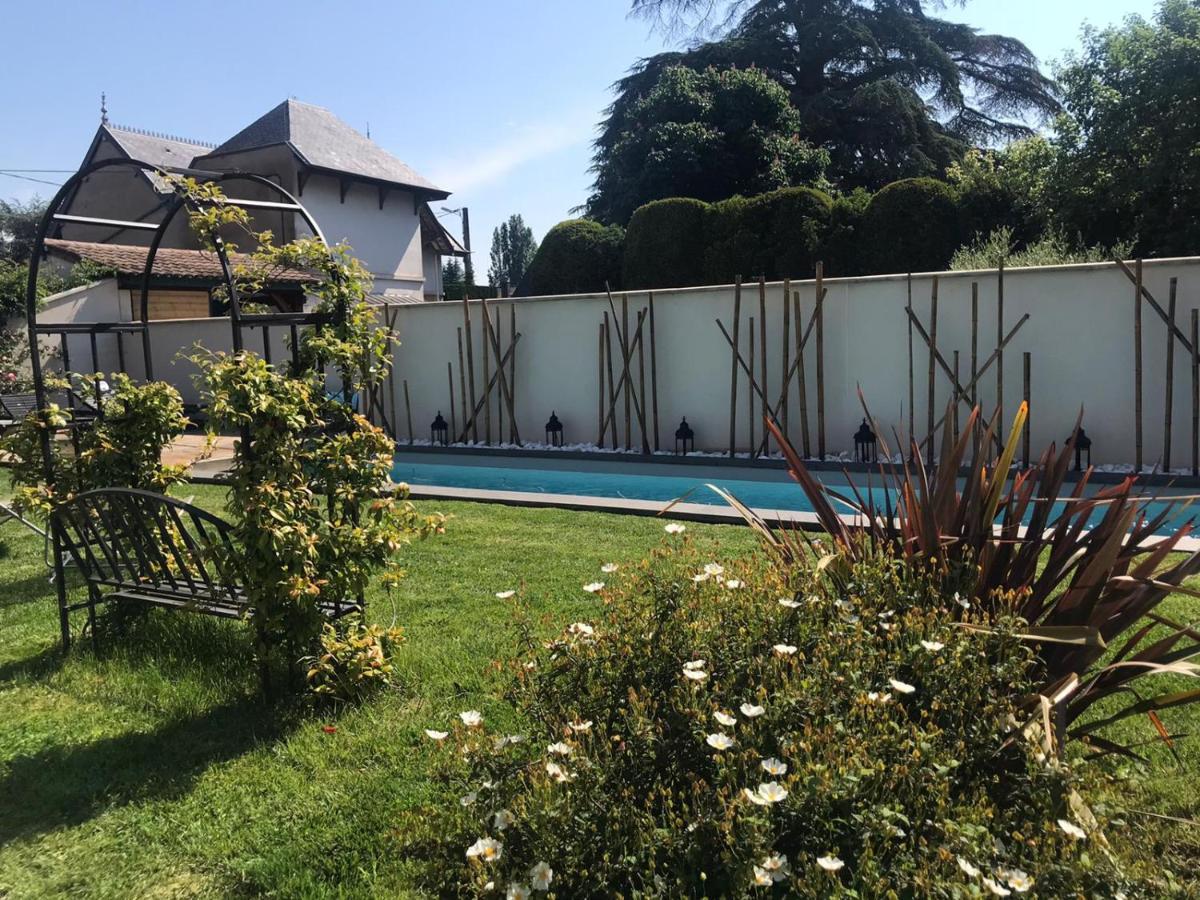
[24,156,345,649]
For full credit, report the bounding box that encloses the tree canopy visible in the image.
[488,214,539,289]
[588,0,1060,217]
[586,64,829,223]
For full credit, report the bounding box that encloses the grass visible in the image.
[0,483,1196,896]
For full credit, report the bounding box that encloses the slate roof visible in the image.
[195,99,448,197]
[44,239,316,284]
[103,125,215,172]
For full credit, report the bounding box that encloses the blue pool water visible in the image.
[390,453,1199,535]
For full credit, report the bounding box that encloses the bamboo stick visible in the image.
[906,273,914,456]
[816,262,826,459]
[493,304,502,442]
[971,281,979,461]
[482,298,492,444]
[457,327,468,445]
[509,303,517,443]
[457,335,523,442]
[604,314,618,449]
[1135,259,1144,471]
[461,298,477,442]
[649,292,660,452]
[749,316,756,456]
[597,322,605,445]
[758,276,768,455]
[1192,308,1198,477]
[1116,258,1194,353]
[447,361,456,440]
[622,295,631,451]
[600,312,649,443]
[482,300,521,446]
[729,277,742,457]
[1166,278,1177,471]
[927,277,939,453]
[997,262,1005,439]
[638,308,648,455]
[781,278,791,443]
[794,289,811,457]
[953,350,960,443]
[1022,352,1031,469]
[403,379,414,447]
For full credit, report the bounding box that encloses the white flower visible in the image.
[704,562,725,576]
[568,720,592,733]
[545,761,573,782]
[1001,868,1034,893]
[778,597,802,609]
[773,644,798,656]
[739,703,765,718]
[460,791,477,807]
[692,572,711,583]
[816,855,844,872]
[714,710,737,727]
[706,733,734,750]
[466,837,503,862]
[460,710,483,727]
[583,581,605,593]
[752,866,773,887]
[982,877,1011,897]
[493,809,515,831]
[724,579,744,589]
[506,884,531,900]
[760,757,787,775]
[568,622,595,636]
[1057,818,1087,840]
[494,734,525,750]
[424,729,449,741]
[664,522,686,534]
[866,692,892,704]
[955,592,970,610]
[683,667,709,682]
[495,590,516,599]
[530,861,553,891]
[957,858,981,878]
[683,659,707,670]
[760,853,789,881]
[753,782,788,804]
[547,741,573,756]
[921,639,945,652]
[601,563,619,573]
[889,678,916,695]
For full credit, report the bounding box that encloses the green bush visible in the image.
[749,187,832,281]
[950,226,1134,271]
[304,615,405,706]
[622,198,709,289]
[860,177,965,275]
[520,219,625,296]
[822,188,871,276]
[409,542,1143,897]
[702,195,758,284]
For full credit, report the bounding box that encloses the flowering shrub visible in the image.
[304,615,405,706]
[408,539,1146,897]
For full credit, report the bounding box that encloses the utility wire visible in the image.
[0,171,64,187]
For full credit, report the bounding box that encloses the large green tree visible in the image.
[487,214,539,289]
[1050,0,1200,256]
[587,64,829,223]
[590,0,1060,214]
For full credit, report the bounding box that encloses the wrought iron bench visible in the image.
[51,488,359,647]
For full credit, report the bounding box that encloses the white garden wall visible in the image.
[385,258,1200,468]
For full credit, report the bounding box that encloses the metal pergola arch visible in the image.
[24,156,345,649]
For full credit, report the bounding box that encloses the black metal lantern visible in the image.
[853,418,877,464]
[431,411,449,446]
[545,411,564,447]
[1069,427,1092,471]
[674,417,695,455]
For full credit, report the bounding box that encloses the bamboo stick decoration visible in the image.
[794,290,811,458]
[1022,352,1031,469]
[482,300,521,446]
[600,311,650,447]
[781,278,791,442]
[749,316,756,456]
[604,313,618,449]
[456,335,523,443]
[927,277,939,453]
[1166,278,1177,471]
[461,298,478,442]
[447,361,457,439]
[1192,308,1198,477]
[403,379,414,446]
[758,276,768,455]
[906,273,914,456]
[638,308,648,455]
[482,299,492,444]
[953,350,960,443]
[649,292,660,452]
[597,323,606,445]
[997,262,1005,442]
[815,262,826,459]
[971,282,979,460]
[729,277,742,457]
[509,303,517,444]
[1135,259,1144,471]
[492,304,502,442]
[620,295,630,450]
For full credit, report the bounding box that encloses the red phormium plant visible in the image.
[740,402,1200,757]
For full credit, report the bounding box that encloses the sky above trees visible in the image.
[0,0,1158,250]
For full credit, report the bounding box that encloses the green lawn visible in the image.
[0,484,1196,896]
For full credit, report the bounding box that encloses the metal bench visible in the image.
[50,487,359,647]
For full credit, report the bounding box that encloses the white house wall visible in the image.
[385,259,1200,468]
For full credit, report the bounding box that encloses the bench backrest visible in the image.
[52,488,243,605]
[0,392,38,421]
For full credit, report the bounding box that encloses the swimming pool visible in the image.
[390,451,1198,535]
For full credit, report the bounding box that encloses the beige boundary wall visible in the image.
[385,258,1200,468]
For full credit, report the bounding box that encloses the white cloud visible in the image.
[429,113,594,193]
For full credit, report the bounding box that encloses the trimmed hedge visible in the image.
[860,178,965,275]
[622,198,709,289]
[519,219,625,296]
[701,187,832,284]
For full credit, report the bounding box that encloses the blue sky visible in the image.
[0,0,1158,263]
